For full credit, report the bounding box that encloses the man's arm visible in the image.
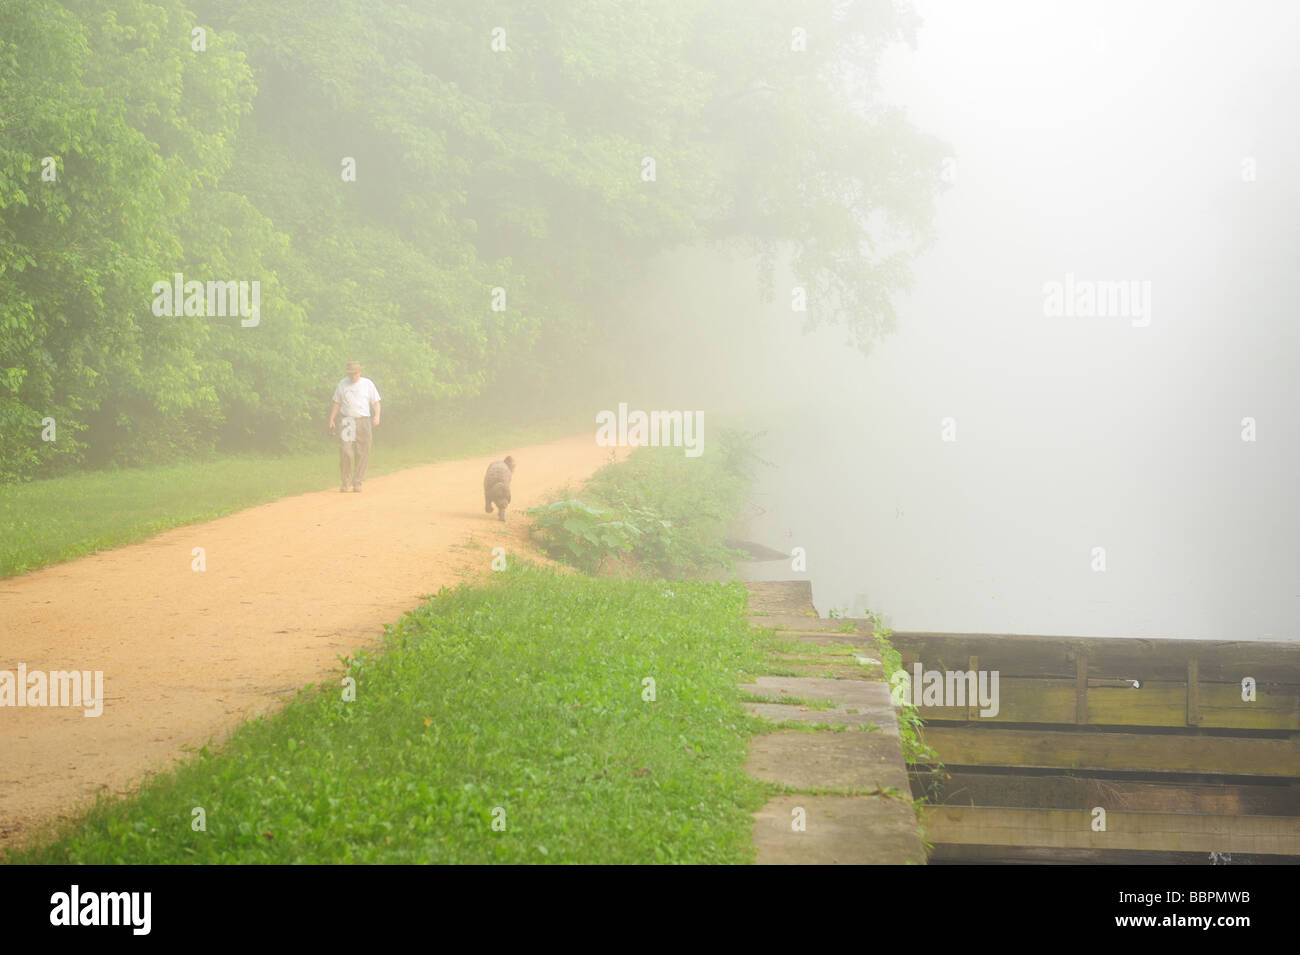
[371,399,381,427]
[328,400,340,430]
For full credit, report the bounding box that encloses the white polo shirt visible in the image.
[333,376,381,418]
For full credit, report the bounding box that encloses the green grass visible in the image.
[871,625,940,769]
[0,408,585,579]
[526,428,762,576]
[6,565,769,864]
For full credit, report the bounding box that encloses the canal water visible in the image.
[732,3,1300,642]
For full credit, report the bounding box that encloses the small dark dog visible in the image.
[483,455,516,522]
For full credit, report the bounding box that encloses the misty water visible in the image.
[681,2,1300,641]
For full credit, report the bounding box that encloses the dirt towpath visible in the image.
[0,433,621,850]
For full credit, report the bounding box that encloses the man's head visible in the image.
[345,360,362,383]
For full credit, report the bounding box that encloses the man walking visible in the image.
[328,360,381,492]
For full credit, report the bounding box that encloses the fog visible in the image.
[712,0,1300,640]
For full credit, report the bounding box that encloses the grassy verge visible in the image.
[0,407,585,579]
[870,626,939,769]
[526,428,762,576]
[872,624,946,849]
[6,565,769,864]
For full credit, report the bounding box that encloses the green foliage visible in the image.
[7,566,768,864]
[872,624,941,769]
[525,498,673,573]
[528,428,761,576]
[1,0,945,482]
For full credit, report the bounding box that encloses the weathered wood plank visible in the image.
[924,806,1300,854]
[1075,654,1088,725]
[892,632,1300,684]
[914,771,1300,816]
[928,844,1290,864]
[923,727,1300,777]
[912,677,1300,730]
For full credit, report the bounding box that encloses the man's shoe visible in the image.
[340,486,348,493]
[353,485,362,492]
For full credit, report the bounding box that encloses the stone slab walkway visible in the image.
[743,581,926,865]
